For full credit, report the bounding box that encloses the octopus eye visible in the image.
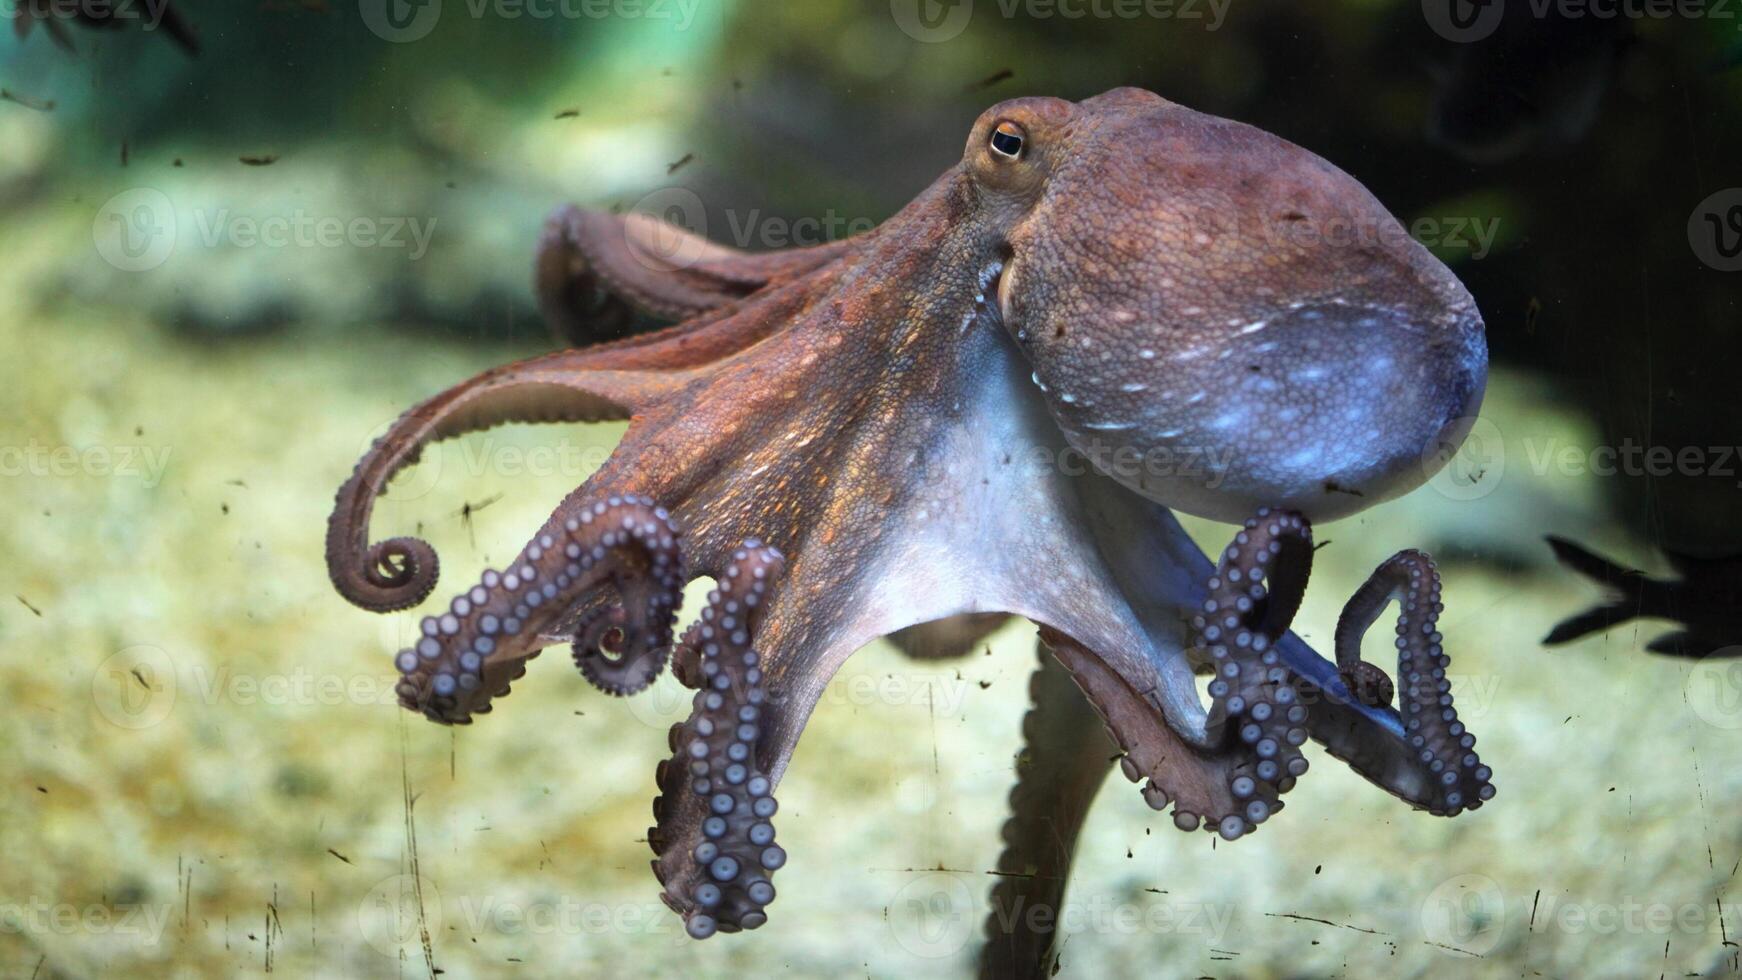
[989,121,1025,160]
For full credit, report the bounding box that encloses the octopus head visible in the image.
[969,88,1486,522]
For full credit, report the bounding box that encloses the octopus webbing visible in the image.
[328,88,1497,959]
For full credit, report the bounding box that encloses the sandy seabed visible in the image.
[2,206,1739,980]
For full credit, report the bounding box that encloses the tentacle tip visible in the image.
[338,536,442,613]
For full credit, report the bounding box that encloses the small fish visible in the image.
[239,154,279,167]
[554,108,580,120]
[1544,536,1742,656]
[666,152,694,175]
[963,68,1014,95]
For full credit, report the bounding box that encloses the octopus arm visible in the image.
[671,328,1489,838]
[980,642,1118,980]
[1053,481,1492,827]
[327,271,841,614]
[387,495,687,723]
[537,205,855,345]
[603,324,1481,854]
[346,258,1489,933]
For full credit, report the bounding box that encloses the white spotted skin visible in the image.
[990,89,1488,522]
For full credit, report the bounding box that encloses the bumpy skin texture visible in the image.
[327,88,1494,945]
[994,95,1485,522]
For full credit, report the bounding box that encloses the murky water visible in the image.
[3,3,1740,977]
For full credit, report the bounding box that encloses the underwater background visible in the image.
[3,0,1742,976]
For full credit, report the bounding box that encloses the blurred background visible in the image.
[2,0,1741,976]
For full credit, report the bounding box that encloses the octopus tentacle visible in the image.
[570,603,665,696]
[980,641,1117,980]
[1041,627,1235,834]
[1334,550,1495,815]
[651,541,786,938]
[390,494,684,724]
[326,355,665,612]
[1194,508,1315,840]
[328,270,838,613]
[536,205,855,346]
[1043,508,1318,842]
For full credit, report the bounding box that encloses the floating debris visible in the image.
[0,89,56,112]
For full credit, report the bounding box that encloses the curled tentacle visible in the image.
[1335,550,1495,815]
[651,541,786,939]
[570,602,667,696]
[340,531,442,614]
[325,356,666,614]
[328,269,836,615]
[1049,508,1493,839]
[1193,507,1315,841]
[391,495,684,724]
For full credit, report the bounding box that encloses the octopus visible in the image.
[326,88,1495,969]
